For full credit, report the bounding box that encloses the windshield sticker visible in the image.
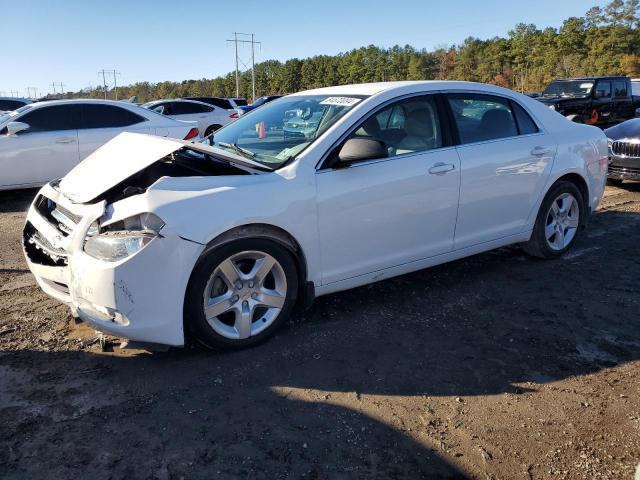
[320,97,362,107]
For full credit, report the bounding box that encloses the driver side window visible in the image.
[349,96,443,158]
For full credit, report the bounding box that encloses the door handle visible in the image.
[199,116,207,118]
[531,146,552,156]
[428,162,455,175]
[55,137,76,144]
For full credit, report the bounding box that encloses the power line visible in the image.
[226,33,261,100]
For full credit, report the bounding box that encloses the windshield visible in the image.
[0,106,28,125]
[542,81,594,97]
[206,94,367,168]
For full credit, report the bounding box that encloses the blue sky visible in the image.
[3,0,609,97]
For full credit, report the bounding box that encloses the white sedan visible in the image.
[23,81,607,350]
[0,99,199,191]
[142,99,235,137]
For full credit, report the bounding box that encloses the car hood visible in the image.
[58,132,269,204]
[536,95,588,105]
[605,118,640,141]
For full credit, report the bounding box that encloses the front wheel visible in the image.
[522,181,584,259]
[185,239,299,350]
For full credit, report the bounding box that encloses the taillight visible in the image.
[229,112,239,119]
[183,128,199,140]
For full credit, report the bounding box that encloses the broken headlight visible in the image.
[84,213,164,262]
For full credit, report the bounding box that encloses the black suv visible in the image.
[536,76,640,126]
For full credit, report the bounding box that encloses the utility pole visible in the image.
[112,70,120,100]
[50,82,57,96]
[99,69,108,99]
[98,69,120,100]
[226,33,261,100]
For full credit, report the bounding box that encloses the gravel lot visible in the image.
[1,184,639,479]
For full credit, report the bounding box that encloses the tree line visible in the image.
[62,0,640,103]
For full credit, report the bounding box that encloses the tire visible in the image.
[185,238,299,350]
[607,178,624,187]
[522,181,585,259]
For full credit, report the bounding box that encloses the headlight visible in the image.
[607,138,614,152]
[84,232,156,262]
[84,213,164,262]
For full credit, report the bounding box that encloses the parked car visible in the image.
[604,117,640,185]
[183,96,233,109]
[536,76,640,125]
[142,99,233,137]
[236,95,282,116]
[183,96,247,110]
[0,97,33,113]
[227,97,248,108]
[0,99,198,190]
[23,81,607,350]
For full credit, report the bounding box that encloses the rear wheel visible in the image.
[185,238,298,349]
[522,181,584,259]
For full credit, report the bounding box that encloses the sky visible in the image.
[2,0,610,97]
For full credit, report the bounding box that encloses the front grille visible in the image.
[612,141,640,158]
[34,195,81,237]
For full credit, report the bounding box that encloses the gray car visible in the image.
[605,118,640,185]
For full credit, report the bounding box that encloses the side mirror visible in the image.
[337,138,388,165]
[6,121,29,135]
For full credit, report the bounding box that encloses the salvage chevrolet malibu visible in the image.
[23,81,608,350]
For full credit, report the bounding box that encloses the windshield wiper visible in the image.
[218,141,256,158]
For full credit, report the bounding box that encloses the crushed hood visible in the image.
[58,132,269,204]
[59,133,184,204]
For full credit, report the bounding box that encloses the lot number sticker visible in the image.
[320,97,362,107]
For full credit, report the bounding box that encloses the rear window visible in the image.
[448,94,518,144]
[512,102,539,135]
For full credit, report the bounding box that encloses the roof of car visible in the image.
[290,81,517,97]
[22,98,141,108]
[552,76,629,81]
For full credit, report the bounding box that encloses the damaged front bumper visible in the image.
[23,183,204,347]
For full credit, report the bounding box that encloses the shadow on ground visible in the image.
[1,202,640,479]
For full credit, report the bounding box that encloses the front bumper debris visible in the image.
[22,183,203,347]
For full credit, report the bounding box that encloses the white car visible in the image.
[142,99,234,137]
[0,99,199,190]
[23,81,607,350]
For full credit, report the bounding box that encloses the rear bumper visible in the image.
[23,184,203,347]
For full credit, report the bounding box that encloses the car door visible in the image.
[316,94,461,285]
[612,80,633,122]
[77,104,149,160]
[592,80,613,123]
[0,104,81,187]
[446,93,555,249]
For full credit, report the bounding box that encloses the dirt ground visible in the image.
[1,183,639,480]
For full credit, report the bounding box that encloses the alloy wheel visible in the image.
[202,250,287,340]
[544,192,580,251]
